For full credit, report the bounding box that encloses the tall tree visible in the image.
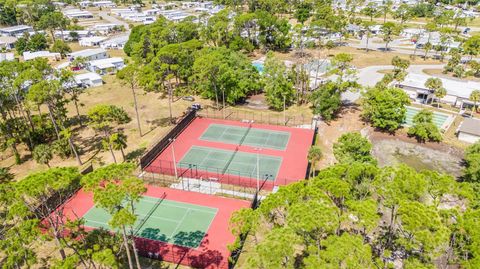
[38,11,70,42]
[381,22,401,51]
[82,163,146,269]
[191,47,261,109]
[380,0,393,23]
[307,146,322,178]
[87,105,131,163]
[117,64,143,136]
[262,52,295,111]
[393,3,414,25]
[362,20,375,52]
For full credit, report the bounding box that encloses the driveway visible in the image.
[97,11,130,30]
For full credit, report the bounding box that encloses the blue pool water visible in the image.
[252,62,264,73]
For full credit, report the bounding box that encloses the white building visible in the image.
[87,57,125,74]
[23,51,61,61]
[457,118,480,143]
[54,30,91,41]
[100,34,129,49]
[63,9,94,19]
[181,2,198,9]
[74,72,103,88]
[68,48,108,61]
[0,36,17,50]
[160,10,192,22]
[153,3,177,10]
[92,1,116,8]
[79,36,108,47]
[79,1,92,7]
[401,28,425,39]
[416,32,460,52]
[89,23,121,34]
[397,73,480,108]
[0,25,34,37]
[0,53,15,62]
[110,8,133,16]
[143,9,162,16]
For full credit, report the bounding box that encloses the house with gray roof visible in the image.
[457,118,480,143]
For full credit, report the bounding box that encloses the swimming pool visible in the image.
[252,62,264,73]
[404,106,454,130]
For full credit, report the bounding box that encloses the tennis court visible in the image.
[178,146,282,180]
[83,195,217,248]
[200,123,291,150]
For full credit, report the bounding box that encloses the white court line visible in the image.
[168,209,190,238]
[217,126,229,141]
[140,197,219,214]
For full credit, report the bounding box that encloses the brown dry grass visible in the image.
[0,73,214,179]
[423,68,480,82]
[268,46,442,68]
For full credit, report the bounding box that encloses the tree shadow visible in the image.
[140,228,168,242]
[188,249,225,269]
[172,230,206,248]
[143,118,172,136]
[125,147,146,162]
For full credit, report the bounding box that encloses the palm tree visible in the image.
[424,77,443,104]
[307,146,323,178]
[110,132,128,162]
[470,90,480,118]
[434,87,447,108]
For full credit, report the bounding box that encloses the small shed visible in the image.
[457,118,480,144]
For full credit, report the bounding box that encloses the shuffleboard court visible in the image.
[404,106,453,130]
[82,195,217,248]
[200,123,291,150]
[178,146,282,180]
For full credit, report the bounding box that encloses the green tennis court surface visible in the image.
[178,146,282,180]
[405,106,451,130]
[83,195,217,248]
[200,124,291,150]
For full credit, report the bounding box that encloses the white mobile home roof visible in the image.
[0,36,17,45]
[0,53,14,62]
[69,48,107,58]
[400,73,480,99]
[79,36,108,43]
[74,72,102,83]
[101,35,129,47]
[0,25,33,33]
[89,57,123,67]
[23,51,60,61]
